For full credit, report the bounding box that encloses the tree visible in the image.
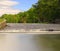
[33,0,60,23]
[27,8,38,23]
[1,14,20,23]
[18,12,28,23]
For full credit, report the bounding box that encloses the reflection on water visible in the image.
[0,34,60,51]
[33,34,60,51]
[0,34,6,51]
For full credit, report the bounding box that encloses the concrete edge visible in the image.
[0,30,60,34]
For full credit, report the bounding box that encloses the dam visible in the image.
[0,24,60,51]
[0,23,60,34]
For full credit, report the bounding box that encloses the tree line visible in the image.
[0,0,60,23]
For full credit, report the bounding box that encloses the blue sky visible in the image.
[14,0,38,11]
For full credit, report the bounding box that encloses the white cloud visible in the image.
[0,1,19,6]
[0,8,21,16]
[0,0,21,16]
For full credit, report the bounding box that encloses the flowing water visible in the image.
[0,34,60,51]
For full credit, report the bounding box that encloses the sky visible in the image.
[14,0,38,11]
[0,0,38,16]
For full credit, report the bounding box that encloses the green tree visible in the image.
[27,8,38,23]
[18,12,28,23]
[33,0,60,23]
[1,14,19,23]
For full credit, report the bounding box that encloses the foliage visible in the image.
[33,0,60,23]
[1,14,20,23]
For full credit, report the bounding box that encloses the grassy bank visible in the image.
[0,19,6,29]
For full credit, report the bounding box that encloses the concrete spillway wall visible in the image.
[0,23,60,34]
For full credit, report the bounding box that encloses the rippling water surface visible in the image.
[0,34,60,51]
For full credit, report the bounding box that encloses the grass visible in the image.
[0,19,5,23]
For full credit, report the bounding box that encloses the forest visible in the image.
[0,0,60,23]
